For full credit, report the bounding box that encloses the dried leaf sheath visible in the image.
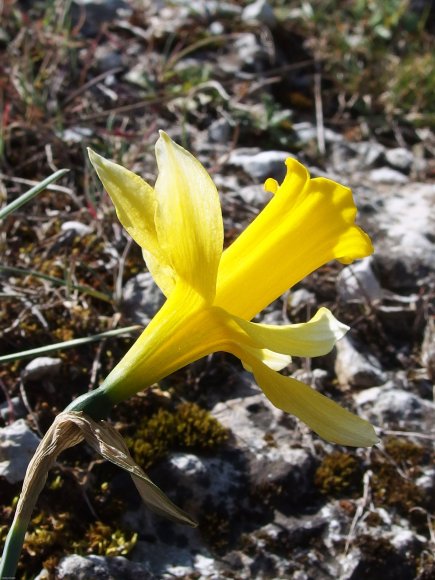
[0,410,196,577]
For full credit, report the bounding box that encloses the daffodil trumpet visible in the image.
[69,131,377,447]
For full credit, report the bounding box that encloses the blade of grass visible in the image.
[0,325,142,364]
[0,265,112,303]
[0,168,69,220]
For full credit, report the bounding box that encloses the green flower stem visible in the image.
[65,385,114,420]
[0,518,28,579]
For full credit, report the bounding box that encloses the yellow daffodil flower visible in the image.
[0,134,379,580]
[85,132,377,447]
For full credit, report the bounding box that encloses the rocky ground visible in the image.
[1,1,434,578]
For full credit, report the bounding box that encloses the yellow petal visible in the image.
[234,307,349,358]
[101,287,229,403]
[242,345,292,371]
[88,149,175,296]
[251,361,378,446]
[215,158,373,319]
[154,132,223,301]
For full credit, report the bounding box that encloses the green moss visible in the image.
[22,510,75,572]
[371,437,429,517]
[73,521,137,557]
[314,452,363,497]
[18,510,137,575]
[126,402,229,469]
[315,441,430,516]
[384,437,426,467]
[0,466,137,577]
[371,462,424,514]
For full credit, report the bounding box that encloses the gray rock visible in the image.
[249,446,316,506]
[416,467,435,494]
[232,32,268,70]
[331,141,385,173]
[212,392,316,503]
[237,184,271,206]
[212,392,275,452]
[385,147,414,172]
[390,529,426,555]
[55,554,152,579]
[246,512,328,577]
[242,0,277,28]
[380,183,434,253]
[371,182,435,290]
[121,387,321,578]
[94,45,124,72]
[156,451,246,515]
[320,502,425,578]
[209,20,225,35]
[132,540,220,579]
[355,386,434,427]
[259,305,287,324]
[330,143,353,173]
[288,288,317,313]
[0,419,40,483]
[368,167,409,183]
[71,0,132,38]
[21,357,62,381]
[337,257,382,303]
[61,221,93,236]
[167,453,206,478]
[171,0,241,18]
[351,141,386,165]
[121,273,165,325]
[58,127,93,144]
[208,118,231,144]
[421,317,435,381]
[228,149,290,181]
[292,122,342,145]
[335,336,386,388]
[292,368,329,391]
[0,396,27,422]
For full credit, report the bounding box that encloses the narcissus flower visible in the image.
[86,132,376,447]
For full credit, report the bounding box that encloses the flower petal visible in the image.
[215,158,373,319]
[154,132,223,301]
[234,307,349,358]
[251,361,378,446]
[101,288,231,404]
[241,346,292,371]
[88,149,175,296]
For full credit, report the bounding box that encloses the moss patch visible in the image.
[125,402,229,469]
[371,437,432,519]
[314,452,363,497]
[2,505,137,578]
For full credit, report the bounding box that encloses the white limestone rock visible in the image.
[0,419,40,483]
